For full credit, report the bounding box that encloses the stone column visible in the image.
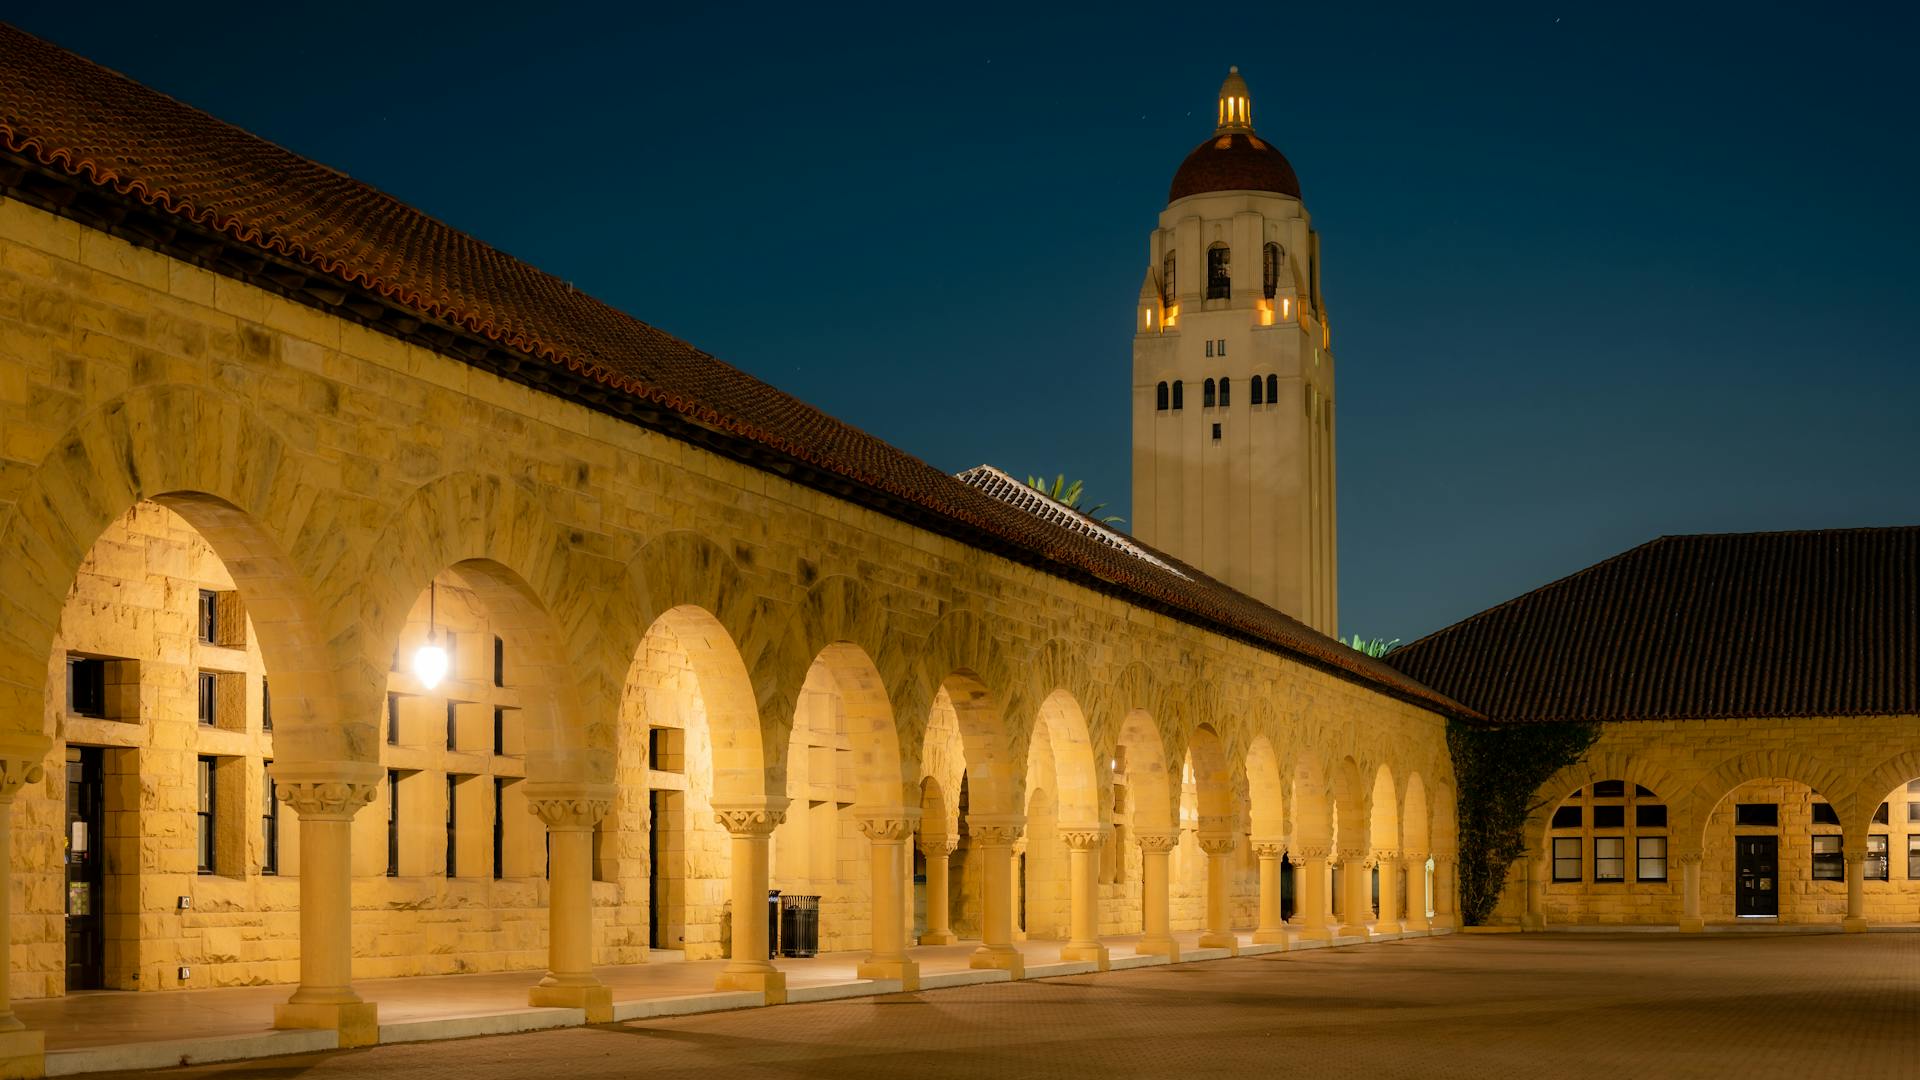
[1060,827,1109,968]
[858,813,920,988]
[0,735,48,1078]
[1433,853,1459,929]
[1402,851,1431,933]
[1375,850,1402,935]
[1843,844,1868,933]
[919,836,958,944]
[1520,853,1547,931]
[1197,830,1239,952]
[1294,845,1331,940]
[1135,830,1181,959]
[1251,841,1289,946]
[714,799,789,1003]
[527,785,614,1021]
[271,761,383,1047]
[1334,848,1371,938]
[1677,851,1704,932]
[967,815,1024,977]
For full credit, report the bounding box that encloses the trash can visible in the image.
[767,889,781,959]
[779,894,821,958]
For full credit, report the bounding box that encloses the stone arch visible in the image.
[1029,689,1102,829]
[1369,764,1400,853]
[1525,751,1682,856]
[1684,749,1853,855]
[1291,752,1334,849]
[1854,749,1920,839]
[1117,708,1175,833]
[1187,723,1234,826]
[918,774,951,841]
[0,385,343,752]
[1329,756,1369,854]
[1403,772,1431,856]
[911,610,1020,819]
[626,605,768,807]
[1246,735,1286,841]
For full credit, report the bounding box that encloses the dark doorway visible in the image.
[65,745,105,990]
[1735,836,1779,917]
[648,789,684,949]
[1280,855,1296,921]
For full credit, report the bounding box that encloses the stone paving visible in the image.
[76,933,1920,1079]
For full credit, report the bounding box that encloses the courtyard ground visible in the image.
[78,933,1919,1079]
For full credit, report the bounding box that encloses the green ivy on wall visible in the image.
[1447,718,1600,925]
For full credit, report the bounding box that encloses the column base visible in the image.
[1519,913,1547,931]
[969,944,1024,979]
[1294,925,1332,941]
[0,1028,43,1080]
[1061,942,1111,969]
[1197,931,1239,954]
[1333,923,1369,939]
[1677,916,1706,934]
[857,957,921,990]
[716,967,787,1005]
[1402,920,1431,935]
[275,1001,379,1048]
[1136,936,1181,960]
[1252,928,1290,947]
[918,930,959,945]
[1842,916,1869,934]
[529,980,613,1023]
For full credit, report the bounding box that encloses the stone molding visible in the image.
[714,806,788,836]
[529,797,613,830]
[1251,841,1285,858]
[857,815,919,843]
[0,756,45,804]
[1059,827,1107,851]
[1293,844,1331,861]
[1403,850,1430,864]
[1197,834,1237,856]
[966,814,1025,847]
[1375,849,1401,863]
[1336,847,1368,863]
[918,835,959,858]
[277,779,379,821]
[1135,830,1181,854]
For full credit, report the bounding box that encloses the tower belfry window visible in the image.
[1219,378,1231,407]
[1250,376,1264,406]
[1171,380,1183,410]
[1162,252,1176,305]
[1206,245,1231,300]
[1203,378,1216,408]
[1155,381,1169,411]
[1263,243,1281,299]
[1266,374,1278,403]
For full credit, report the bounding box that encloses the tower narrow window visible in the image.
[1155,381,1169,411]
[1171,380,1184,410]
[1205,339,1214,358]
[1219,377,1231,407]
[1206,244,1231,300]
[1251,376,1265,406]
[1203,378,1216,408]
[1263,242,1281,299]
[1266,374,1278,403]
[1162,252,1176,306]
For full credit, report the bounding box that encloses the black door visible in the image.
[65,745,105,990]
[1280,855,1296,921]
[1736,835,1779,917]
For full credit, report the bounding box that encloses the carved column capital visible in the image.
[528,796,613,830]
[1375,849,1402,863]
[1432,852,1457,868]
[1404,850,1430,865]
[270,760,383,821]
[858,814,919,843]
[714,800,789,837]
[1294,844,1332,862]
[1675,851,1704,867]
[0,756,45,803]
[1251,841,1285,859]
[1336,847,1368,863]
[1059,826,1108,851]
[966,814,1025,847]
[1135,830,1181,854]
[919,835,959,858]
[1197,834,1237,856]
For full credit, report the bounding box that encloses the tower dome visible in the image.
[1167,66,1302,203]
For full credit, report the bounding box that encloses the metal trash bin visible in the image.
[767,889,781,959]
[779,894,821,958]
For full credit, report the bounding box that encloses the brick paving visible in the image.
[83,934,1920,1079]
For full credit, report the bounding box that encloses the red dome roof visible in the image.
[1168,131,1302,203]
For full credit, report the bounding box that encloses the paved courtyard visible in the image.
[84,933,1919,1079]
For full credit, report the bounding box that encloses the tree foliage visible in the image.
[1446,718,1600,925]
[1344,634,1400,657]
[1025,473,1124,526]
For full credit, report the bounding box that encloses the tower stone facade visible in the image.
[1131,68,1338,634]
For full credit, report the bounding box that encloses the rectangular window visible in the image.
[1908,802,1920,823]
[1593,837,1626,882]
[1908,779,1920,794]
[1591,780,1625,798]
[1909,836,1920,881]
[1593,805,1625,829]
[197,671,218,726]
[493,635,505,688]
[1205,339,1214,357]
[262,765,279,876]
[1868,834,1889,881]
[1636,836,1667,882]
[1734,803,1777,827]
[1873,802,1890,825]
[1635,803,1667,828]
[386,770,400,877]
[1211,423,1222,441]
[493,778,505,880]
[387,693,401,746]
[197,756,217,874]
[493,707,506,756]
[68,657,107,718]
[1550,805,1581,829]
[1216,338,1227,356]
[446,775,459,878]
[261,677,272,733]
[198,589,219,644]
[1812,835,1844,880]
[1552,837,1581,882]
[1812,802,1840,826]
[446,701,459,751]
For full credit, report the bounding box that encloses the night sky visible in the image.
[10,4,1915,641]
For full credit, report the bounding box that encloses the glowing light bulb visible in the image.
[413,639,449,689]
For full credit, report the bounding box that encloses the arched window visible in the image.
[1263,242,1282,299]
[1266,374,1278,403]
[1206,244,1231,300]
[1202,378,1216,408]
[1250,376,1264,406]
[1171,380,1184,410]
[1219,377,1231,407]
[1162,252,1176,306]
[1155,381,1169,411]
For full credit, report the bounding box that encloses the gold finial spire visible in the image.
[1215,65,1253,133]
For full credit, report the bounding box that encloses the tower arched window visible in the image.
[1206,244,1231,300]
[1171,380,1184,410]
[1162,252,1176,306]
[1250,376,1264,406]
[1202,378,1216,408]
[1155,381,1169,411]
[1266,374,1278,403]
[1263,242,1281,299]
[1219,377,1231,407]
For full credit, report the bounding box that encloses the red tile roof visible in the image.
[1168,132,1302,203]
[1386,527,1920,724]
[0,22,1468,718]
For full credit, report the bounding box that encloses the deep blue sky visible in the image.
[13,4,1916,640]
